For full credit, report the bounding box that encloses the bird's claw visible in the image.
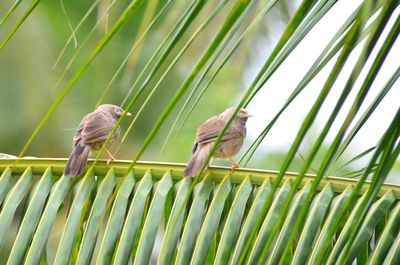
[231,163,240,171]
[105,148,115,167]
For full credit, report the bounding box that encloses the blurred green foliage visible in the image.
[0,0,248,161]
[0,0,376,176]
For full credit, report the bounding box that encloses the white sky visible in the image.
[243,0,400,163]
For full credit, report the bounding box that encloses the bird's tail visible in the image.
[183,143,212,177]
[64,144,91,177]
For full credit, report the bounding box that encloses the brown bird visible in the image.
[64,104,131,176]
[183,107,252,177]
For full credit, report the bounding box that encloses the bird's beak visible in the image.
[126,111,132,116]
[246,113,253,118]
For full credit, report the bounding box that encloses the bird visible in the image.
[64,104,131,177]
[183,107,252,177]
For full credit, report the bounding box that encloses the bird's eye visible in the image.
[115,109,122,116]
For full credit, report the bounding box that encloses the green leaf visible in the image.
[307,186,353,264]
[133,171,173,265]
[0,0,41,50]
[96,171,136,263]
[292,184,334,265]
[76,169,117,265]
[157,178,191,265]
[325,192,368,264]
[190,176,232,265]
[25,175,72,265]
[229,179,271,265]
[0,167,12,206]
[383,230,400,265]
[266,182,312,265]
[175,175,213,264]
[367,202,400,264]
[54,170,95,265]
[247,179,292,264]
[214,177,252,265]
[0,167,32,249]
[343,191,395,262]
[7,167,53,265]
[111,170,153,265]
[0,0,24,28]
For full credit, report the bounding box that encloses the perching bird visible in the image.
[64,104,131,177]
[183,107,252,177]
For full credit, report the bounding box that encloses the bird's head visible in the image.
[223,107,253,123]
[96,104,132,120]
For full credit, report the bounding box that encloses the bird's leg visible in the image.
[229,157,240,170]
[105,148,116,166]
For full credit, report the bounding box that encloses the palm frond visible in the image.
[0,159,399,264]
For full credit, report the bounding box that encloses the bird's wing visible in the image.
[72,121,84,147]
[195,115,239,145]
[73,111,115,146]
